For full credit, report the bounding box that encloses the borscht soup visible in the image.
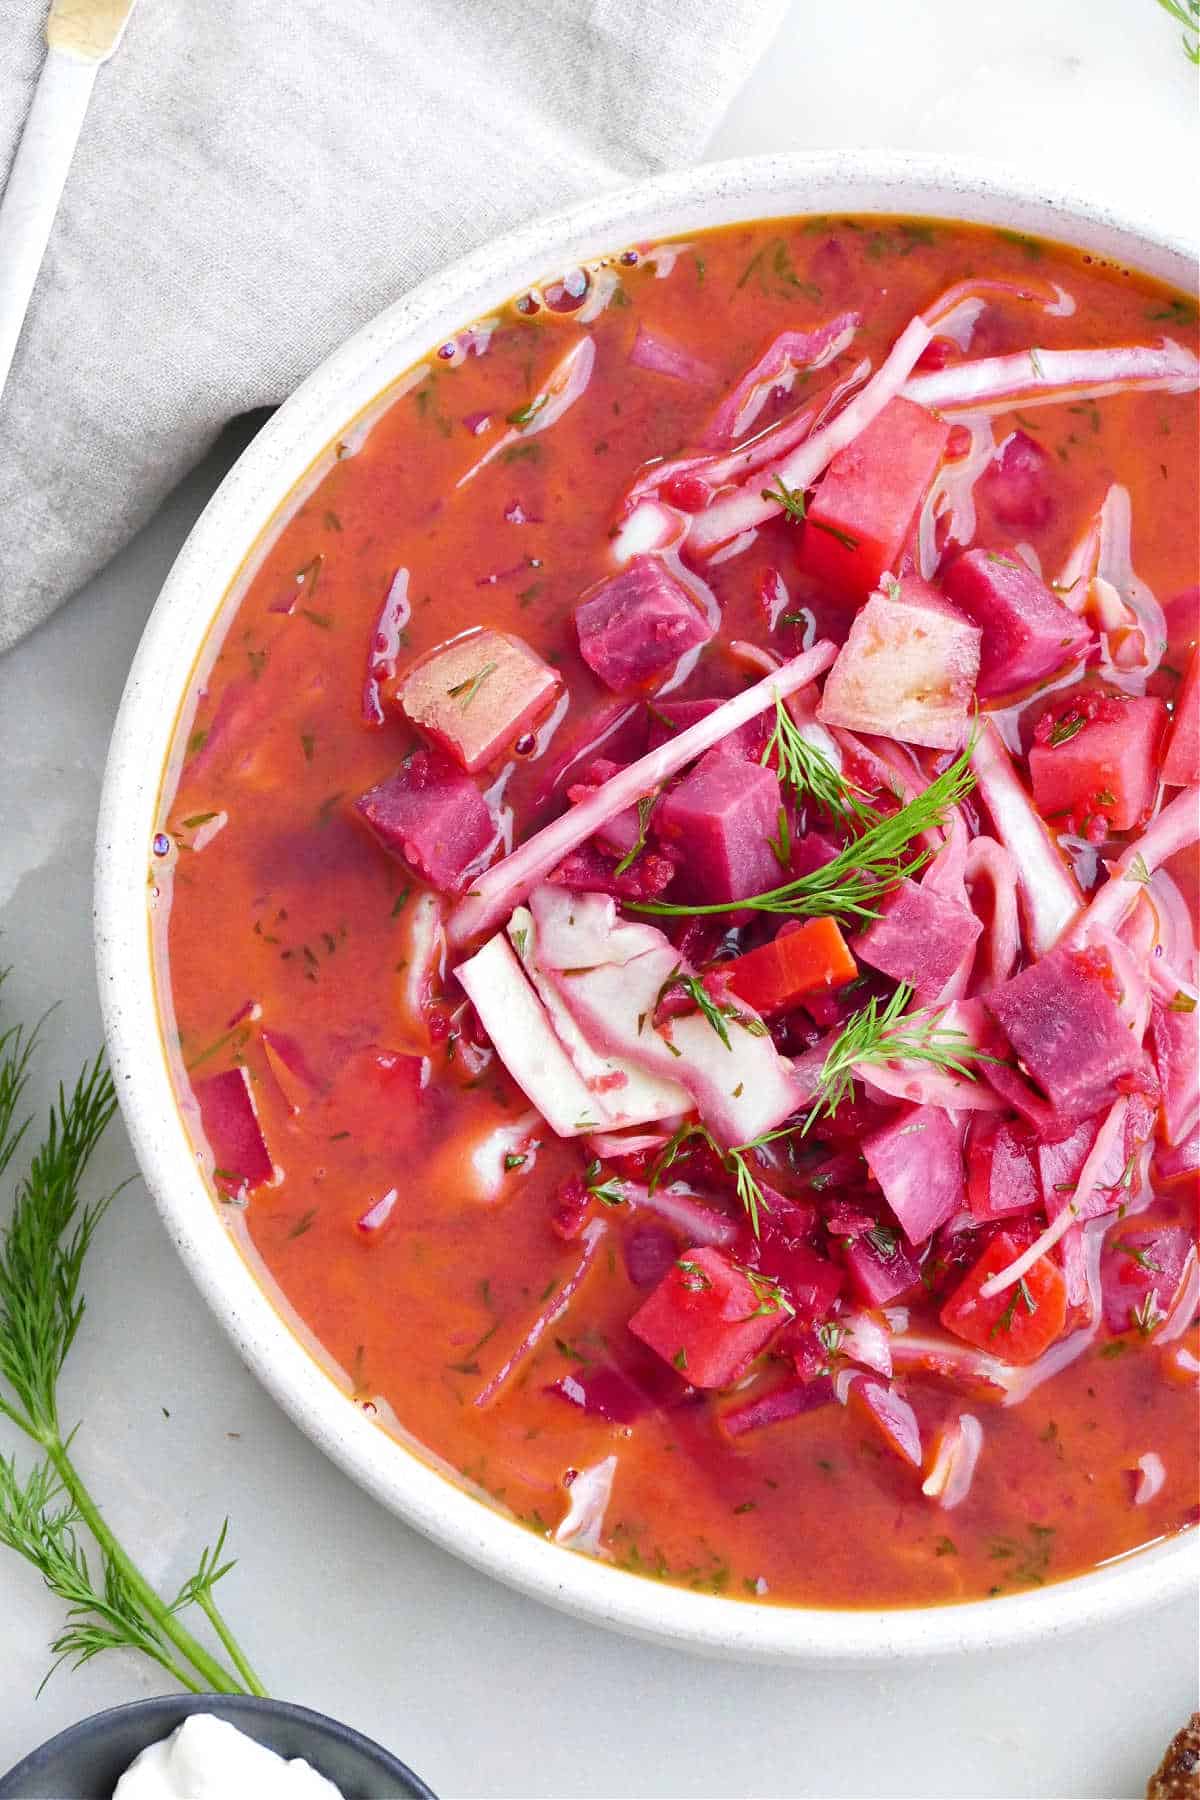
[152,214,1199,1609]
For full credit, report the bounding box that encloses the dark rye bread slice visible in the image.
[1147,1714,1200,1800]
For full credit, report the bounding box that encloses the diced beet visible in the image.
[842,1230,921,1306]
[847,1377,923,1467]
[720,1376,834,1437]
[758,1238,844,1324]
[575,558,715,694]
[550,1364,649,1424]
[1029,694,1168,834]
[799,397,951,600]
[1161,644,1199,787]
[532,700,648,811]
[784,1320,835,1381]
[966,1115,1042,1220]
[940,1232,1068,1364]
[655,750,782,905]
[623,1223,680,1288]
[816,576,981,750]
[984,945,1142,1122]
[821,1196,877,1238]
[852,877,982,1003]
[396,628,560,773]
[942,548,1092,697]
[861,1106,966,1247]
[982,1058,1073,1138]
[547,840,677,902]
[645,697,770,762]
[566,758,644,856]
[788,831,841,878]
[1036,1116,1097,1211]
[723,918,857,1018]
[355,750,493,894]
[193,1068,273,1191]
[978,430,1056,530]
[628,1246,784,1389]
[1100,1224,1194,1333]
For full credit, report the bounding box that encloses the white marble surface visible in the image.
[1,1,1197,1793]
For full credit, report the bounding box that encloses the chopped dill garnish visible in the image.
[735,1265,795,1321]
[507,393,549,428]
[760,476,859,549]
[1047,712,1085,747]
[990,1276,1038,1340]
[584,1160,626,1207]
[761,475,808,523]
[1131,1292,1164,1337]
[447,662,498,709]
[863,1224,900,1260]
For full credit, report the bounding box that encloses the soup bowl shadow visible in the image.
[94,149,1200,1665]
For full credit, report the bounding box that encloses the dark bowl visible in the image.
[0,1695,436,1800]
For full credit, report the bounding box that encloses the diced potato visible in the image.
[816,577,981,749]
[396,629,561,772]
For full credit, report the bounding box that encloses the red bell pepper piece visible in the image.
[721,917,857,1018]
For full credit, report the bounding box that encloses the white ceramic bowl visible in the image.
[94,151,1199,1662]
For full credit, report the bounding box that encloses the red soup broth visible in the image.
[153,215,1199,1609]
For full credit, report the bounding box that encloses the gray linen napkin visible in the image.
[0,0,784,653]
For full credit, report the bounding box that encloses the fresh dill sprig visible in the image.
[647,1117,800,1239]
[1153,0,1199,62]
[803,981,1001,1130]
[584,1160,626,1208]
[735,1265,795,1321]
[0,1452,185,1693]
[633,739,977,923]
[0,974,265,1697]
[761,475,809,523]
[760,697,880,833]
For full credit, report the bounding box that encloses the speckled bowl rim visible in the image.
[94,151,1199,1664]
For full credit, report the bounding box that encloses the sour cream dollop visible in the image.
[113,1713,344,1799]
